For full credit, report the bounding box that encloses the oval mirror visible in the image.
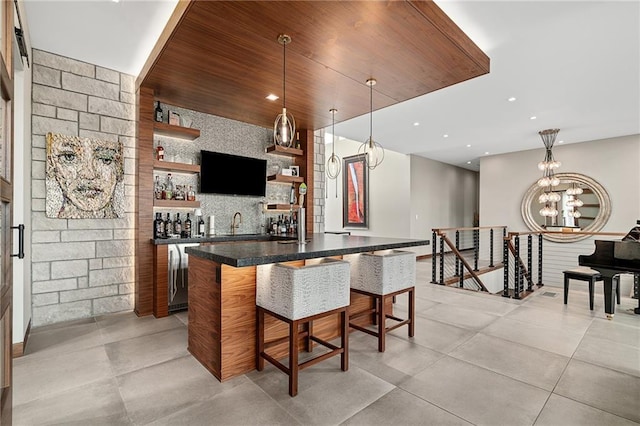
[521,172,611,242]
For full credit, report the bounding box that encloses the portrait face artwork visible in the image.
[46,132,124,219]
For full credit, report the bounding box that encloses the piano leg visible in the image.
[603,276,618,319]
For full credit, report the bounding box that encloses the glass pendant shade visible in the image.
[358,78,385,170]
[326,108,341,179]
[273,34,295,147]
[540,204,559,217]
[536,128,561,189]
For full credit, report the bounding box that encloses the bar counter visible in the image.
[184,233,429,381]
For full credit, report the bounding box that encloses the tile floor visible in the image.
[14,260,640,425]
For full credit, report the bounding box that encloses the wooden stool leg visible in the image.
[409,288,415,338]
[257,307,265,371]
[341,309,348,371]
[378,295,386,352]
[289,320,299,397]
[564,274,569,305]
[589,278,594,311]
[305,320,314,352]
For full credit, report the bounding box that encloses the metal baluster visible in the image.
[473,229,479,271]
[503,236,510,298]
[502,228,507,264]
[514,236,521,299]
[432,231,437,284]
[489,228,494,267]
[538,233,543,286]
[439,236,445,285]
[455,230,460,277]
[527,235,533,292]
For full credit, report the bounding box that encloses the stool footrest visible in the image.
[299,347,344,371]
[349,322,379,337]
[386,319,410,333]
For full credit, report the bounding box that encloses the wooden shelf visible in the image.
[154,122,200,140]
[267,174,304,184]
[153,160,200,174]
[153,199,201,208]
[266,204,297,211]
[265,144,303,157]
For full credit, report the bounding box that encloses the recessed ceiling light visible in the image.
[507,97,516,102]
[413,122,420,126]
[530,116,537,120]
[266,94,279,101]
[467,161,471,164]
[443,134,448,138]
[484,151,489,155]
[466,144,471,148]
[558,140,564,144]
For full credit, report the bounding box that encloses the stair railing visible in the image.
[503,231,543,299]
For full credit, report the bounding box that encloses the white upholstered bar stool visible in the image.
[348,250,416,352]
[256,258,350,397]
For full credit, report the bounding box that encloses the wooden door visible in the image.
[0,0,14,423]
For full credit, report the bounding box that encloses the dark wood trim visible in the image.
[153,245,169,318]
[153,121,200,140]
[135,87,156,316]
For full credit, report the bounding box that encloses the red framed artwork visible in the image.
[343,154,368,228]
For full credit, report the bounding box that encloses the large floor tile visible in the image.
[420,303,501,331]
[105,326,188,375]
[249,359,394,425]
[504,304,594,335]
[535,394,639,426]
[585,316,640,348]
[24,320,104,359]
[401,356,549,426]
[348,331,443,386]
[117,355,244,425]
[96,311,185,344]
[449,333,569,391]
[573,334,640,377]
[554,359,640,423]
[342,387,472,426]
[391,314,474,354]
[13,378,130,426]
[13,345,113,406]
[482,316,585,357]
[147,380,301,426]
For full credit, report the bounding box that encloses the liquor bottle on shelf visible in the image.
[187,185,196,201]
[164,213,173,238]
[295,132,301,149]
[154,212,165,239]
[198,215,205,237]
[174,213,182,237]
[184,213,192,238]
[155,101,163,122]
[154,176,163,200]
[163,173,174,200]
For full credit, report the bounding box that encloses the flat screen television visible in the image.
[199,150,267,197]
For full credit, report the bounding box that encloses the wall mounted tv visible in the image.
[199,150,267,197]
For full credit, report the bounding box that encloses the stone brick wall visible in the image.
[30,49,136,326]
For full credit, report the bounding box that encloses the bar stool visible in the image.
[347,250,416,352]
[256,258,350,397]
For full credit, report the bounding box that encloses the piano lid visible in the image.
[622,219,640,242]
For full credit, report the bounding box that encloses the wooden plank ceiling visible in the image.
[138,0,489,132]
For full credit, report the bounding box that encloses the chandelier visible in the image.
[566,182,583,218]
[358,78,384,170]
[273,34,295,147]
[536,129,561,217]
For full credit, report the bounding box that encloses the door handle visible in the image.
[11,224,24,259]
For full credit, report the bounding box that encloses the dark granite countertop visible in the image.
[184,233,430,267]
[151,234,295,245]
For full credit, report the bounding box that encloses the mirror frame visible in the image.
[521,172,611,242]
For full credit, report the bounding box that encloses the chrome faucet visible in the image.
[231,211,242,235]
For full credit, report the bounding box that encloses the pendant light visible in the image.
[536,128,561,218]
[273,34,295,147]
[358,78,384,170]
[326,108,341,179]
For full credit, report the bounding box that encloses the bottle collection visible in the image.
[267,213,297,235]
[154,212,205,239]
[154,173,196,201]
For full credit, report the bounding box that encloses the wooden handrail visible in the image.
[434,226,506,234]
[440,233,488,292]
[505,230,625,240]
[505,240,535,289]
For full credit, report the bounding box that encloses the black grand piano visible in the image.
[578,220,640,318]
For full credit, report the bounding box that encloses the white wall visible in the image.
[324,137,479,256]
[480,134,640,288]
[13,1,33,346]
